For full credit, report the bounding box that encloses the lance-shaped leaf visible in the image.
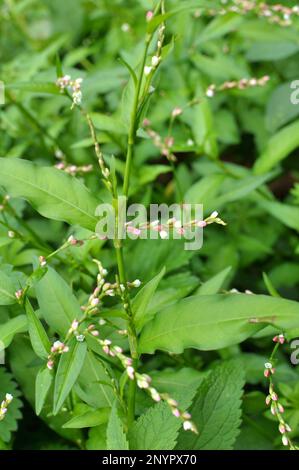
[35,367,53,415]
[0,271,18,306]
[0,158,98,231]
[132,267,165,331]
[25,299,51,359]
[36,267,82,336]
[0,316,27,348]
[139,293,299,354]
[53,338,87,415]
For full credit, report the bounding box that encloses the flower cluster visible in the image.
[56,75,83,108]
[206,75,270,98]
[264,334,298,450]
[55,161,93,176]
[200,1,299,27]
[47,341,69,370]
[64,261,140,343]
[125,211,226,240]
[144,124,177,162]
[144,14,165,78]
[97,337,198,433]
[0,393,13,422]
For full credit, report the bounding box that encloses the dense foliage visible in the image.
[1,0,299,451]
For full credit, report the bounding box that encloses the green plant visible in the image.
[1,0,299,451]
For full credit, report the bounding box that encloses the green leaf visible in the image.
[118,56,137,87]
[184,174,224,209]
[266,82,299,132]
[86,424,107,450]
[146,2,215,34]
[0,271,18,306]
[0,368,23,443]
[53,338,87,415]
[35,367,53,415]
[132,266,165,331]
[91,112,127,135]
[106,405,129,450]
[263,273,281,298]
[215,172,276,208]
[197,12,244,44]
[254,120,299,174]
[246,42,299,62]
[138,293,299,354]
[63,406,110,428]
[258,199,299,232]
[25,299,51,359]
[0,316,27,348]
[36,267,82,336]
[76,351,114,408]
[195,266,232,295]
[176,359,245,450]
[129,402,181,450]
[6,82,61,95]
[0,158,98,231]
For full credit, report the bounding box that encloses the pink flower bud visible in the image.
[265,395,271,406]
[279,423,286,434]
[146,10,153,21]
[172,107,183,118]
[127,366,135,380]
[278,403,284,413]
[172,408,180,418]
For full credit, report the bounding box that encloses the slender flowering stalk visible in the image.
[56,75,83,108]
[55,160,93,176]
[264,333,298,450]
[94,335,198,434]
[196,1,299,27]
[124,210,226,240]
[206,76,270,98]
[0,393,13,422]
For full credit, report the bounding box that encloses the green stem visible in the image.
[123,38,151,197]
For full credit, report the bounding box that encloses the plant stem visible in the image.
[123,38,151,197]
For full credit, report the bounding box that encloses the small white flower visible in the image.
[206,88,215,98]
[127,366,135,380]
[5,394,13,403]
[159,230,168,239]
[132,279,141,288]
[151,55,160,67]
[76,334,85,342]
[183,420,193,431]
[121,23,130,32]
[144,66,152,76]
[264,362,273,369]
